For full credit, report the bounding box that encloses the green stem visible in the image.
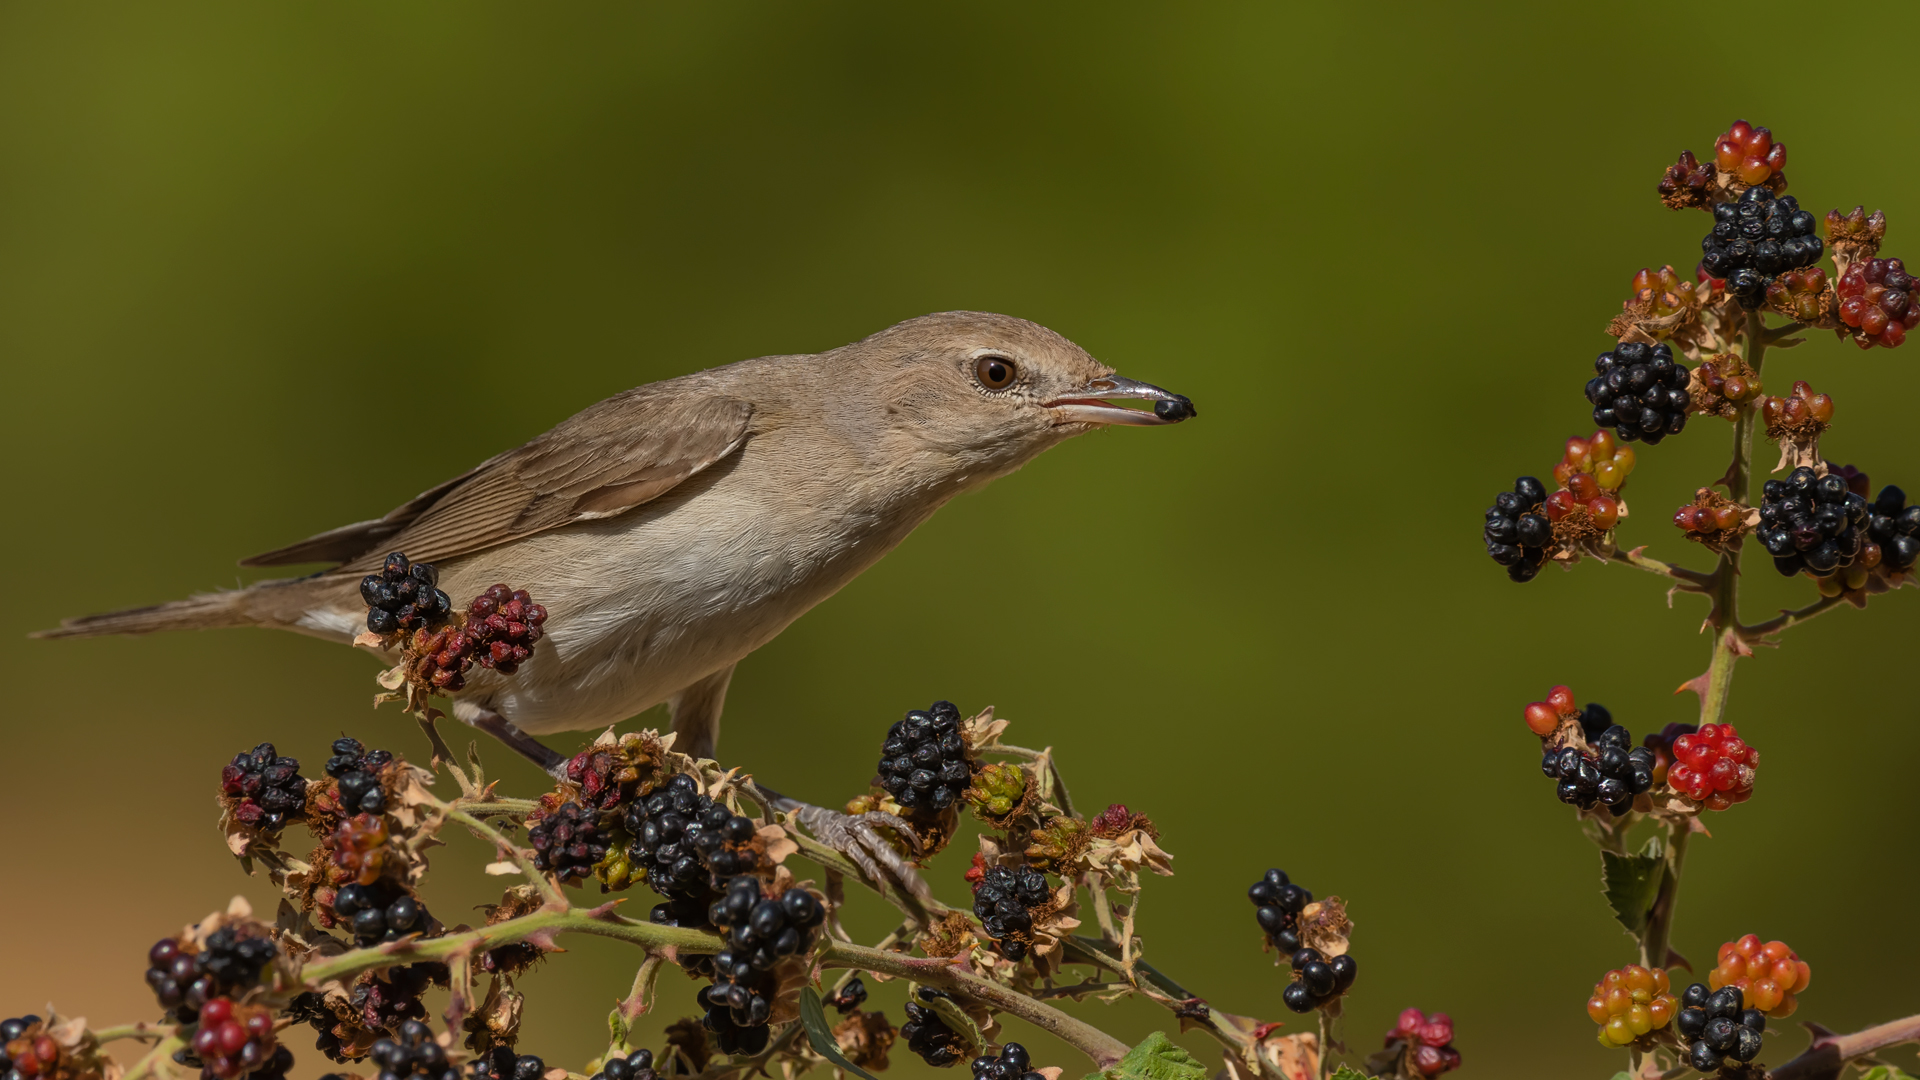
[1637,826,1690,972]
[1740,593,1848,639]
[442,804,566,909]
[91,1023,175,1044]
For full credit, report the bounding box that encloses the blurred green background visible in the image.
[4,4,1917,1078]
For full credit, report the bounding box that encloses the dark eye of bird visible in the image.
[975,355,1017,390]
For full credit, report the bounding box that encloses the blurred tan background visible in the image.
[4,3,1917,1078]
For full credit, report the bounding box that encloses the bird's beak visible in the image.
[1044,375,1197,427]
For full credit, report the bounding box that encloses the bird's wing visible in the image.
[240,390,755,570]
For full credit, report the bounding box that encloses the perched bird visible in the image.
[41,312,1193,773]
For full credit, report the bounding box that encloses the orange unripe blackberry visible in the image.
[1709,934,1810,1017]
[1588,964,1675,1048]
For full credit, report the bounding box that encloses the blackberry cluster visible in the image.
[468,1048,546,1080]
[876,700,974,814]
[145,927,280,1022]
[1869,485,1920,573]
[1586,342,1691,445]
[1759,468,1870,578]
[1701,187,1822,309]
[188,997,281,1080]
[1837,257,1919,349]
[899,988,967,1068]
[1247,868,1312,952]
[1676,984,1765,1071]
[220,742,308,832]
[1765,267,1829,325]
[970,1043,1043,1080]
[466,585,549,674]
[361,553,453,636]
[971,865,1051,962]
[369,1020,458,1080]
[326,737,393,816]
[1521,684,1578,737]
[590,1049,658,1080]
[285,993,354,1064]
[1667,723,1758,812]
[1712,934,1812,1017]
[624,774,761,924]
[1482,476,1551,583]
[1540,723,1654,816]
[0,1017,41,1080]
[1656,150,1714,209]
[333,880,430,946]
[697,876,826,1055]
[1714,120,1786,186]
[1587,964,1676,1048]
[352,964,442,1032]
[1627,265,1699,318]
[1575,702,1614,743]
[1281,946,1357,1014]
[824,977,869,1014]
[528,802,611,886]
[1384,1010,1461,1077]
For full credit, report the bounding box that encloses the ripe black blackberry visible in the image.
[144,926,279,1022]
[591,1049,658,1080]
[825,977,869,1014]
[696,876,826,1055]
[1676,983,1764,1070]
[332,880,431,946]
[971,1042,1044,1080]
[469,1047,547,1080]
[1576,703,1614,744]
[1868,485,1920,572]
[1539,724,1654,816]
[1247,868,1312,953]
[528,801,611,886]
[1483,476,1551,583]
[0,1016,41,1078]
[325,737,394,816]
[1585,342,1692,446]
[1758,467,1871,578]
[1700,187,1823,310]
[971,865,1052,961]
[900,987,968,1068]
[369,1019,458,1080]
[360,553,453,636]
[225,1046,294,1080]
[1281,946,1358,1014]
[624,774,762,919]
[876,700,975,814]
[220,742,308,832]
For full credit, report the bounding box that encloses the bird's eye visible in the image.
[974,355,1018,390]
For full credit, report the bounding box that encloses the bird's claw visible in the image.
[791,804,932,905]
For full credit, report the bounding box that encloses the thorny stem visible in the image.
[1769,1011,1920,1080]
[1614,547,1715,590]
[1740,593,1848,640]
[441,803,565,909]
[120,1034,187,1080]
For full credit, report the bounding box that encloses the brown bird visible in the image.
[39,311,1192,879]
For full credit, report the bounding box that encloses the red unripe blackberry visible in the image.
[1384,1009,1461,1076]
[189,998,278,1080]
[1657,151,1715,209]
[221,742,308,832]
[1713,120,1786,186]
[1709,934,1811,1017]
[1836,257,1920,349]
[361,553,452,636]
[465,585,548,673]
[1667,723,1758,810]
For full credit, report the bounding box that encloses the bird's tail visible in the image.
[33,589,264,639]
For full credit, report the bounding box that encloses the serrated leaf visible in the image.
[1328,1068,1369,1080]
[1859,1068,1918,1080]
[798,986,883,1080]
[1601,835,1666,938]
[1085,1032,1206,1080]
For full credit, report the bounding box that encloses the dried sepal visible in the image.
[662,1017,712,1074]
[1295,896,1353,958]
[1672,488,1759,555]
[830,1011,896,1071]
[1826,205,1886,273]
[1760,382,1833,473]
[477,885,548,977]
[916,910,979,959]
[1608,265,1703,344]
[1688,353,1764,421]
[461,976,523,1056]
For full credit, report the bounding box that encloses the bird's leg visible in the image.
[452,702,568,779]
[749,782,933,906]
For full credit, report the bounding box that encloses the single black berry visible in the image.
[876,701,975,814]
[825,977,868,1014]
[1585,341,1691,446]
[1867,484,1920,572]
[333,879,432,947]
[469,1047,546,1080]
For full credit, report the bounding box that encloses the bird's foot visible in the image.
[753,784,932,906]
[455,705,569,780]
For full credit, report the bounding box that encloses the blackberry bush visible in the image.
[219,742,308,832]
[361,553,452,636]
[1482,475,1551,582]
[970,864,1051,961]
[876,700,974,814]
[1585,341,1692,444]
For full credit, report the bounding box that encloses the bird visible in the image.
[39,311,1193,880]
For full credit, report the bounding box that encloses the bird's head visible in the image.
[843,311,1195,483]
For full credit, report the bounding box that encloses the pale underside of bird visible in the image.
[40,311,1194,828]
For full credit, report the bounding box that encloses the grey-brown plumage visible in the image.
[40,311,1193,765]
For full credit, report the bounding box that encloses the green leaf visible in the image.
[910,983,983,1057]
[797,985,883,1080]
[1085,1032,1207,1080]
[1328,1068,1370,1080]
[1601,835,1666,937]
[1606,1072,1633,1080]
[1858,1068,1919,1080]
